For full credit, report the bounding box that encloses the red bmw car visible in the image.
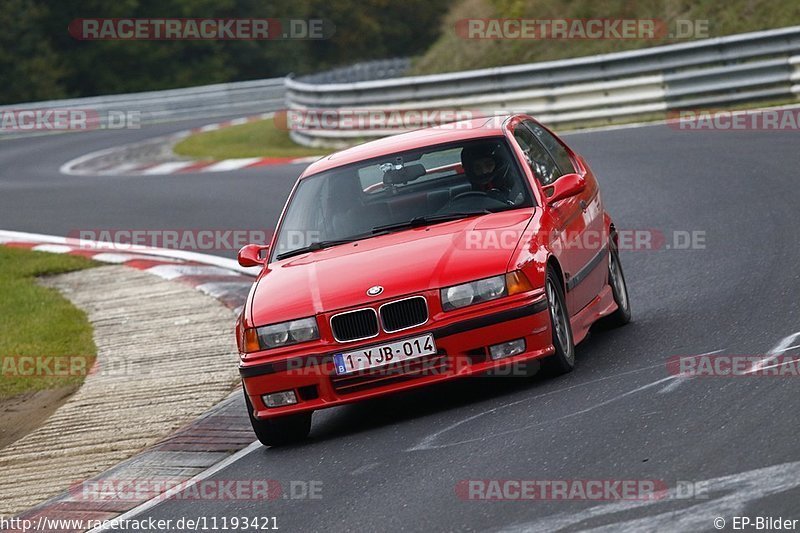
[235,114,630,446]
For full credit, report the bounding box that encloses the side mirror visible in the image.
[544,173,586,205]
[237,244,270,267]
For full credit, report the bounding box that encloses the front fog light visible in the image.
[262,390,298,408]
[489,339,526,360]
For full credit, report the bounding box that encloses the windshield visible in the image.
[272,137,534,260]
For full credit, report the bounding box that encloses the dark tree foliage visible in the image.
[1,0,450,103]
[0,0,65,102]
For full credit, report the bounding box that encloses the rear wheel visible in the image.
[543,268,575,375]
[243,388,312,447]
[603,241,631,327]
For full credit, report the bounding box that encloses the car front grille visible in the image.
[379,296,428,332]
[330,308,379,342]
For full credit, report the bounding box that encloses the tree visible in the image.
[0,0,65,103]
[0,0,452,103]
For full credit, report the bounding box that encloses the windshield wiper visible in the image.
[275,232,383,261]
[372,210,491,234]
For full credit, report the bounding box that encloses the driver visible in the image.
[460,142,517,205]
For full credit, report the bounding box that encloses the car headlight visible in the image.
[442,274,506,310]
[440,272,533,311]
[443,282,477,309]
[255,317,319,349]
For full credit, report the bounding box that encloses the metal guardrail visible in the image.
[3,27,798,143]
[0,78,286,136]
[285,26,800,146]
[0,61,409,138]
[296,58,411,84]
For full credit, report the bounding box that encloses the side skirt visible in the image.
[569,284,618,345]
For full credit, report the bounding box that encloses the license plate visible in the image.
[333,334,436,375]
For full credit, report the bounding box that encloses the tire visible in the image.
[543,267,576,375]
[603,241,631,327]
[243,388,312,447]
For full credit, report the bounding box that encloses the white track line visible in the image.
[58,113,278,177]
[146,264,240,280]
[745,332,800,375]
[141,161,196,175]
[91,252,156,264]
[31,243,73,254]
[200,158,263,172]
[657,348,726,394]
[59,145,122,176]
[408,360,673,452]
[102,162,142,175]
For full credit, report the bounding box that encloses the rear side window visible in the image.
[524,120,575,175]
[512,123,561,185]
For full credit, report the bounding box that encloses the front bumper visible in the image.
[240,294,552,420]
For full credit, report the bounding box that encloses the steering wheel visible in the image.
[452,189,513,206]
[451,191,490,201]
[439,190,508,214]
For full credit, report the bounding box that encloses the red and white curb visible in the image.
[59,113,321,176]
[0,230,260,315]
[93,154,319,176]
[2,230,265,531]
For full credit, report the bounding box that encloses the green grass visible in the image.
[412,0,800,74]
[0,247,97,399]
[173,118,328,160]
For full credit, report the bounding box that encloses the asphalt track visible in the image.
[2,116,800,532]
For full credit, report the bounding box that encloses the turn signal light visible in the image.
[506,271,533,295]
[243,328,261,353]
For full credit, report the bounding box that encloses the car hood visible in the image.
[250,209,534,325]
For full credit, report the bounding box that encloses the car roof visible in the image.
[300,115,513,177]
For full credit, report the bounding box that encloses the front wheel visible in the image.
[543,268,575,375]
[244,388,312,447]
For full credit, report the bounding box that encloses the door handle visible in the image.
[579,200,588,211]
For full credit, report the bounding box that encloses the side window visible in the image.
[513,123,561,185]
[524,120,575,174]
